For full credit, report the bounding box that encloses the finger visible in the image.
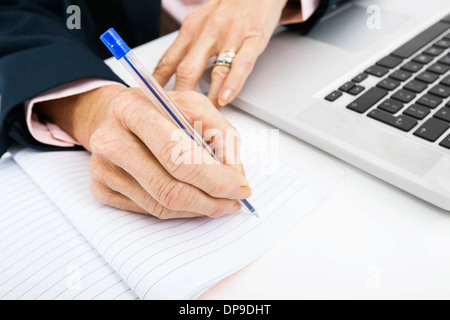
[208,65,231,109]
[218,37,262,107]
[170,91,246,177]
[90,180,147,215]
[90,121,243,217]
[153,30,192,87]
[154,0,220,85]
[174,33,218,91]
[112,91,251,199]
[90,155,203,219]
[208,29,242,108]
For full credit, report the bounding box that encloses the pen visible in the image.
[100,28,259,218]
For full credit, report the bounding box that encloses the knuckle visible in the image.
[151,204,173,220]
[111,93,139,125]
[111,89,160,130]
[155,180,185,210]
[141,193,158,215]
[89,156,123,192]
[88,155,104,180]
[208,202,228,218]
[181,13,196,34]
[176,63,197,81]
[155,56,173,75]
[160,139,185,167]
[246,26,265,39]
[212,66,229,80]
[204,15,219,29]
[241,55,254,70]
[90,181,102,199]
[89,127,117,155]
[163,143,202,181]
[90,181,112,205]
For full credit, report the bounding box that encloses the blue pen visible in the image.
[100,28,258,218]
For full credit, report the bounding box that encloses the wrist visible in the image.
[35,85,123,150]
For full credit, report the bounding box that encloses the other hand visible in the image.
[154,0,288,108]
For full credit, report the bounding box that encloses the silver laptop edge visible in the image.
[201,0,450,211]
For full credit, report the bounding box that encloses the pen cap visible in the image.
[100,28,131,60]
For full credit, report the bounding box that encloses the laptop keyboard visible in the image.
[325,16,450,150]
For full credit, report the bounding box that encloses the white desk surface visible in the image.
[110,32,450,300]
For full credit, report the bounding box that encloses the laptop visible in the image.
[201,0,450,211]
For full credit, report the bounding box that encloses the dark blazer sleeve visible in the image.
[0,1,125,155]
[286,0,348,34]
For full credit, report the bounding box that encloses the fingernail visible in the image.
[219,89,232,107]
[239,175,250,187]
[231,201,242,213]
[235,186,252,200]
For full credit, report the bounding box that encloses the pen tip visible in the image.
[254,211,260,219]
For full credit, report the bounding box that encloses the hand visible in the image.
[154,0,288,108]
[36,85,252,219]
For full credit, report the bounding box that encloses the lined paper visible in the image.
[0,157,137,300]
[13,146,333,299]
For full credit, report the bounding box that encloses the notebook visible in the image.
[0,133,334,300]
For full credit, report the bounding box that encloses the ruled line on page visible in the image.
[142,171,312,298]
[13,148,333,300]
[0,158,137,300]
[130,170,294,290]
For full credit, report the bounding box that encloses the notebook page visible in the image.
[13,147,333,299]
[0,157,137,300]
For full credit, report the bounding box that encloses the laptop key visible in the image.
[404,80,428,93]
[428,63,450,75]
[429,84,450,98]
[424,46,444,56]
[352,73,368,83]
[325,90,343,102]
[377,56,403,69]
[435,39,450,48]
[392,22,450,59]
[440,75,450,86]
[416,94,443,109]
[368,109,418,132]
[414,118,450,142]
[390,70,412,81]
[365,65,389,77]
[413,53,434,64]
[439,54,450,65]
[434,107,450,122]
[378,99,404,114]
[339,82,355,92]
[401,61,423,73]
[348,85,365,96]
[440,133,450,149]
[416,71,439,84]
[347,87,388,113]
[377,78,400,91]
[392,89,416,103]
[404,104,431,120]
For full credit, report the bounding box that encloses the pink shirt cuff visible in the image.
[25,79,125,147]
[280,0,320,25]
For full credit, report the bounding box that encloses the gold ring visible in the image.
[214,49,237,68]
